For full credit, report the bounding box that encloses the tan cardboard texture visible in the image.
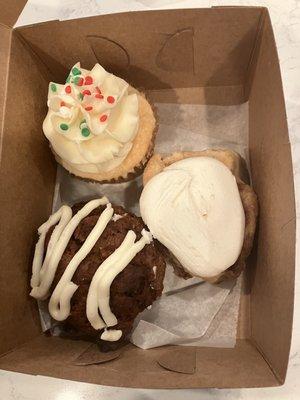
[0,7,295,389]
[0,336,278,388]
[147,85,245,106]
[74,344,121,366]
[248,11,296,383]
[0,31,56,354]
[0,25,11,141]
[0,0,27,27]
[16,8,261,90]
[158,347,196,374]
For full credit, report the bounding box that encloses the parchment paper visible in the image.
[43,102,248,348]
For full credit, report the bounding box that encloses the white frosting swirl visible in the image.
[43,62,139,173]
[140,157,245,278]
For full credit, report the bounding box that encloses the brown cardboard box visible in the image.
[0,3,296,389]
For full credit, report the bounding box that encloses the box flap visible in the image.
[0,30,56,355]
[0,0,27,27]
[16,8,262,90]
[247,10,296,382]
[0,336,279,388]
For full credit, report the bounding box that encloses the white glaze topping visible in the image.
[140,157,245,278]
[30,205,72,288]
[86,229,152,330]
[101,329,123,342]
[49,203,114,321]
[30,197,152,341]
[30,198,109,299]
[43,62,139,173]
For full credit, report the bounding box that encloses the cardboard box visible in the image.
[0,4,296,389]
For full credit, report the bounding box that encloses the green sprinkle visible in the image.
[60,123,69,131]
[81,127,90,137]
[66,75,71,83]
[78,93,84,101]
[72,67,81,76]
[50,83,57,92]
[73,76,81,85]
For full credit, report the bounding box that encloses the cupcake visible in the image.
[140,149,258,283]
[30,197,165,345]
[43,63,156,183]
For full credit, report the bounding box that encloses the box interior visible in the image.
[0,7,295,388]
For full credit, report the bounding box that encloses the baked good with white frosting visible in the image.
[43,62,156,183]
[30,198,165,346]
[140,149,258,283]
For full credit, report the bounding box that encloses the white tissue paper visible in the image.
[46,102,248,348]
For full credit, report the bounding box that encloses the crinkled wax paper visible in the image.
[41,102,248,348]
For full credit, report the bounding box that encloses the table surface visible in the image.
[1,1,300,399]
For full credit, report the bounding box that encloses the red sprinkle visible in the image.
[82,89,91,96]
[100,114,108,122]
[60,101,66,107]
[84,76,93,85]
[107,96,115,104]
[95,94,104,99]
[65,85,71,94]
[95,87,101,94]
[85,106,93,111]
[77,77,84,86]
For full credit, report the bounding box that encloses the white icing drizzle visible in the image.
[101,329,122,342]
[30,197,109,300]
[30,197,152,342]
[86,229,152,330]
[49,203,114,321]
[31,205,72,288]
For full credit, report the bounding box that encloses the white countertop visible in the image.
[1,1,300,399]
